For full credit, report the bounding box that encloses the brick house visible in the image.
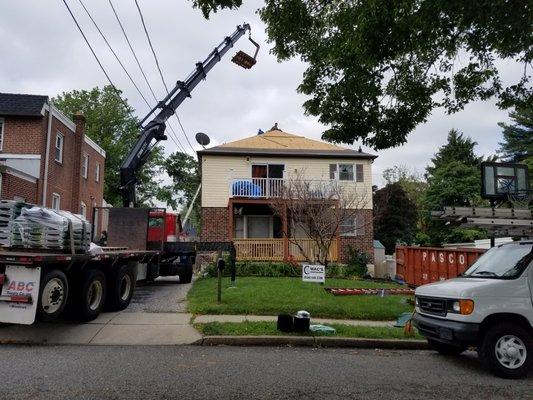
[198,125,377,263]
[0,92,106,230]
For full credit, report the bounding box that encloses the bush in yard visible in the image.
[345,246,370,278]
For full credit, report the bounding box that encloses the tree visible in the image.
[53,86,165,207]
[193,0,532,149]
[423,129,487,244]
[373,183,418,254]
[382,165,427,210]
[269,175,369,267]
[157,152,201,228]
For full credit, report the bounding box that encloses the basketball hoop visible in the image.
[508,189,533,210]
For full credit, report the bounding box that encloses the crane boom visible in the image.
[120,24,253,207]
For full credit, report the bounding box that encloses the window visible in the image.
[329,163,364,182]
[95,162,100,183]
[52,193,61,210]
[82,153,89,179]
[55,132,64,163]
[0,118,4,151]
[340,214,365,236]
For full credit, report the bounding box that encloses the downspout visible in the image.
[42,100,53,206]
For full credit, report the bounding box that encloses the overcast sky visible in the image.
[0,0,520,187]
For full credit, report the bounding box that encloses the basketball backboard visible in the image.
[481,161,529,201]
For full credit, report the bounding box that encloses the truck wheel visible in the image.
[75,269,106,322]
[428,339,467,356]
[479,323,532,379]
[106,264,135,311]
[37,270,69,322]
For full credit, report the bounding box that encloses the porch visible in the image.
[233,238,339,262]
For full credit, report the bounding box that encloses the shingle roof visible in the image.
[198,129,377,159]
[0,92,48,117]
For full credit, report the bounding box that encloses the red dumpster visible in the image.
[396,246,486,287]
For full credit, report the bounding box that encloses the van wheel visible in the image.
[74,269,106,322]
[428,339,467,356]
[106,264,135,311]
[37,270,69,322]
[479,323,532,379]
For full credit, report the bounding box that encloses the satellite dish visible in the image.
[195,132,211,148]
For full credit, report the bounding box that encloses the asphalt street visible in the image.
[0,345,531,400]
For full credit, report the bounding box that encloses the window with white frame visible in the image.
[55,132,64,163]
[329,163,364,182]
[52,193,61,210]
[0,118,5,151]
[95,162,100,183]
[80,201,87,219]
[82,153,89,179]
[340,214,365,236]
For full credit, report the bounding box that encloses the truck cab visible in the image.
[413,240,533,378]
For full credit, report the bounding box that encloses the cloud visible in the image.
[0,0,517,188]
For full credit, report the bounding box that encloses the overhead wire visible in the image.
[134,0,197,153]
[77,0,186,153]
[61,0,136,122]
[107,0,186,153]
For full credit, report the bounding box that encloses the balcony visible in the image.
[230,178,341,199]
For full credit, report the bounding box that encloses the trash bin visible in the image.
[294,310,310,333]
[277,314,294,332]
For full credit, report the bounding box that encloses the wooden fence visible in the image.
[233,238,338,262]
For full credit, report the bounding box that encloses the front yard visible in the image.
[187,277,413,320]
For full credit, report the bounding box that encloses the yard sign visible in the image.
[302,264,325,283]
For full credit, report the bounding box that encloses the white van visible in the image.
[413,240,532,378]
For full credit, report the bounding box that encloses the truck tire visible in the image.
[37,269,69,322]
[106,264,135,311]
[427,339,467,356]
[479,323,532,379]
[74,269,107,322]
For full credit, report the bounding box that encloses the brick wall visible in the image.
[339,209,374,264]
[0,173,38,203]
[200,207,230,242]
[1,116,44,154]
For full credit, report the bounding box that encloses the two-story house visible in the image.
[0,92,106,229]
[198,125,377,263]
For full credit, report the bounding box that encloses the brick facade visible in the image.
[200,207,229,242]
[0,98,105,227]
[339,209,374,264]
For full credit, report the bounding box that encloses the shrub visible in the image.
[345,246,370,278]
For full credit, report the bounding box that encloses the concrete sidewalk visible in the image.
[193,314,396,327]
[0,312,202,345]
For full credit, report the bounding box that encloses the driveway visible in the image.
[0,277,200,345]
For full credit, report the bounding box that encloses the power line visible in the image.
[62,0,135,121]
[134,0,197,153]
[107,0,186,153]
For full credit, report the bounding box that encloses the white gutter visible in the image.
[42,99,53,206]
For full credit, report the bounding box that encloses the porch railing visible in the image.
[233,238,338,262]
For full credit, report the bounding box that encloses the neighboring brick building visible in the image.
[198,125,377,264]
[0,92,106,228]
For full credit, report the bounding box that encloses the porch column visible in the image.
[282,203,289,261]
[228,199,234,240]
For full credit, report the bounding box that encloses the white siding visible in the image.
[201,155,374,208]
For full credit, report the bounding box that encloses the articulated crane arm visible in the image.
[120,23,258,207]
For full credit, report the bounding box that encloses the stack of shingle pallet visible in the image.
[0,200,33,247]
[11,207,92,253]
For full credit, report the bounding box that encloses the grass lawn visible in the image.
[187,277,413,320]
[194,321,423,340]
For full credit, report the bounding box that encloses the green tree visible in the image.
[423,130,487,244]
[193,0,532,149]
[157,152,201,228]
[382,165,427,210]
[373,183,418,254]
[53,86,165,207]
[498,106,533,188]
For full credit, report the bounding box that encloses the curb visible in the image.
[195,335,429,350]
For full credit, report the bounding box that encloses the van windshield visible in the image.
[463,243,533,279]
